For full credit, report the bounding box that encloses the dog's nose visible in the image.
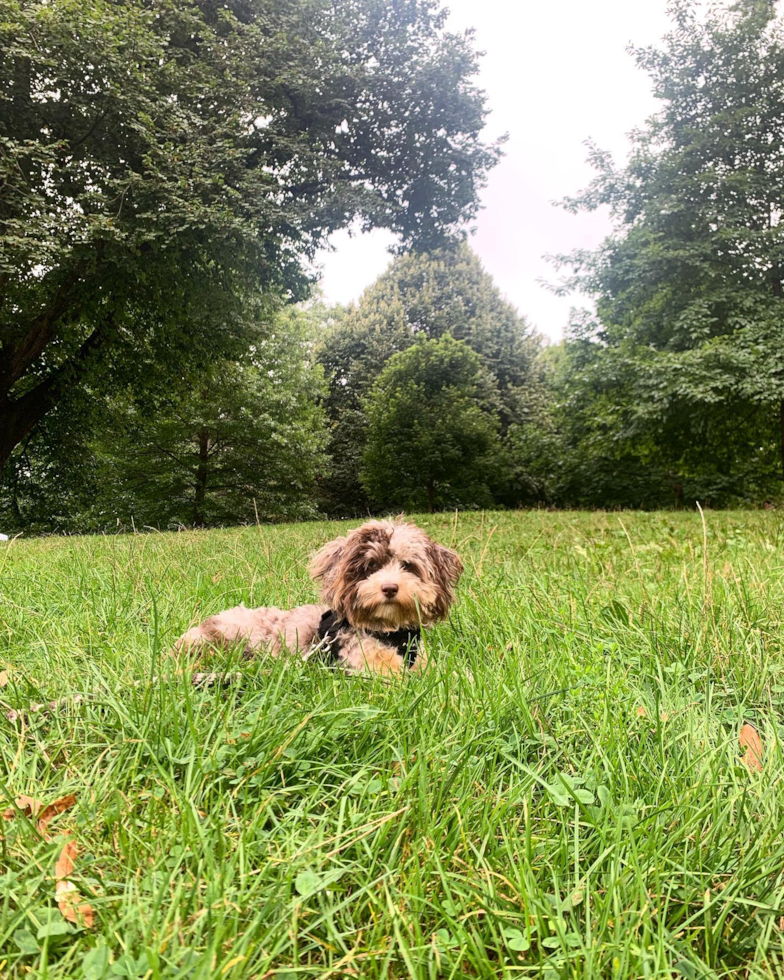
[381,582,399,599]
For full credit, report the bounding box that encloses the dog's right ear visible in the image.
[309,536,347,601]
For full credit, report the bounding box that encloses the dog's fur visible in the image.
[172,519,462,674]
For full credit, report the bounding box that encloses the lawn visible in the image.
[2,510,784,979]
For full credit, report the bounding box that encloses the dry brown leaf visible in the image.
[2,795,43,820]
[54,838,94,928]
[0,670,8,688]
[740,723,764,772]
[635,706,647,718]
[37,794,76,838]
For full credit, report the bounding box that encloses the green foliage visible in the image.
[0,0,500,472]
[95,307,328,528]
[514,333,783,509]
[317,244,540,513]
[547,0,784,503]
[4,511,784,976]
[345,242,537,415]
[361,336,503,510]
[0,304,328,531]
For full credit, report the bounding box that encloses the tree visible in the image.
[361,336,502,511]
[552,0,784,496]
[318,244,539,512]
[322,243,537,420]
[506,326,782,509]
[0,0,501,475]
[0,303,328,530]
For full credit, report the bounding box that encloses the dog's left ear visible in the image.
[309,536,347,602]
[427,541,463,618]
[429,542,463,586]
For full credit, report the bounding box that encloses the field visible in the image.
[2,511,784,979]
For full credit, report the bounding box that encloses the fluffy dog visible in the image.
[172,519,462,674]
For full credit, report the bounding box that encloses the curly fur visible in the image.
[172,519,462,675]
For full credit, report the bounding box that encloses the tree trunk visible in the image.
[192,427,210,526]
[668,473,685,508]
[0,319,108,478]
[0,381,58,476]
[0,267,84,399]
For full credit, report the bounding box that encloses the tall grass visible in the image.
[2,511,784,978]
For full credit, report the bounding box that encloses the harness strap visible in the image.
[316,610,420,666]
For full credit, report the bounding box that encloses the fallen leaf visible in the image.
[740,723,763,771]
[37,794,76,838]
[635,706,647,718]
[54,839,94,928]
[2,795,43,820]
[0,670,8,687]
[295,868,324,896]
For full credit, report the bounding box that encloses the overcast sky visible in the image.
[314,0,673,342]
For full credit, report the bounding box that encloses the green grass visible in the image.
[2,511,784,979]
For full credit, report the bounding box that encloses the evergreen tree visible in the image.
[318,244,540,513]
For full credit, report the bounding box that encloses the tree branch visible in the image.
[0,318,112,473]
[0,264,86,398]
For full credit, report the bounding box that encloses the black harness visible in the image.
[316,610,421,667]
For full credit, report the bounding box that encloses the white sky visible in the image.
[315,0,673,342]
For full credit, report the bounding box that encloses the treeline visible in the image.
[2,0,784,532]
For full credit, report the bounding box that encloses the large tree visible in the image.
[0,0,500,475]
[317,243,539,512]
[322,243,537,421]
[96,307,327,528]
[361,336,503,511]
[552,0,784,493]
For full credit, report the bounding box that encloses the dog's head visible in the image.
[309,519,463,630]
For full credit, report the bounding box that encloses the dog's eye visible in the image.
[401,561,419,576]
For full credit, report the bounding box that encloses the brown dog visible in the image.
[172,519,462,674]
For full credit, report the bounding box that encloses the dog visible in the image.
[172,519,462,674]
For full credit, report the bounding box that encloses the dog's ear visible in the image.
[426,541,463,619]
[309,536,347,602]
[429,542,463,587]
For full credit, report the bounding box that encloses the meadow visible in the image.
[2,510,784,979]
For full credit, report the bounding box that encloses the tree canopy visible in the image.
[321,243,537,417]
[0,302,328,530]
[0,0,501,474]
[317,243,540,512]
[547,0,784,501]
[93,306,327,528]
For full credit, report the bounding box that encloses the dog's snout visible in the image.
[381,582,399,599]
